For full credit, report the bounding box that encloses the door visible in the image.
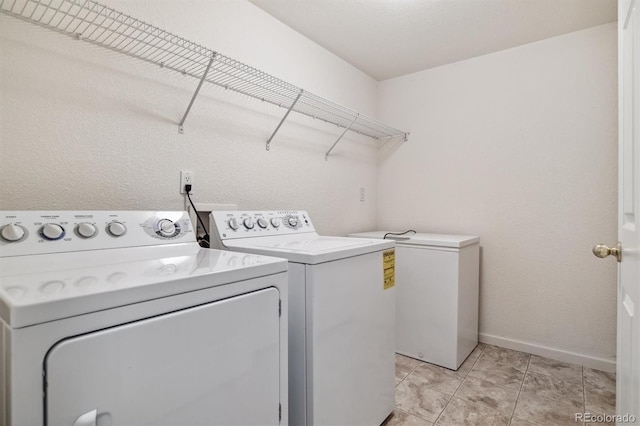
[618,0,640,420]
[45,288,281,426]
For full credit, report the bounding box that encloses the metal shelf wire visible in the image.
[0,0,409,158]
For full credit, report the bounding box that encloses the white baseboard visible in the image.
[479,333,616,373]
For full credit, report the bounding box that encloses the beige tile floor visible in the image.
[386,344,616,426]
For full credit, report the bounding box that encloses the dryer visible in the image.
[210,210,396,426]
[0,211,288,426]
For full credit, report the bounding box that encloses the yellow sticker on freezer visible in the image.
[383,249,395,290]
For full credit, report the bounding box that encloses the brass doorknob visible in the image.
[592,242,621,262]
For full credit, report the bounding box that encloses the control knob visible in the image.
[243,218,254,229]
[228,218,239,231]
[75,222,97,239]
[157,219,177,237]
[257,218,268,229]
[0,224,26,242]
[270,218,280,228]
[40,223,65,241]
[287,216,298,227]
[106,221,127,237]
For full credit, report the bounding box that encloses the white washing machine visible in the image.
[209,211,396,426]
[0,211,288,426]
[349,231,480,370]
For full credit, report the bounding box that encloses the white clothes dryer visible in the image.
[0,211,288,426]
[210,210,396,426]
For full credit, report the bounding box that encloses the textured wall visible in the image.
[376,24,618,364]
[0,0,380,236]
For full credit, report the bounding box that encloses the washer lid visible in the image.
[224,234,394,264]
[348,231,479,248]
[0,243,287,328]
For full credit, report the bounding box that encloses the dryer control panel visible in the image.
[0,211,194,257]
[210,210,315,240]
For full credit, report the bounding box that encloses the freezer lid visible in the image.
[348,231,479,248]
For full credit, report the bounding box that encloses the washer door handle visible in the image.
[73,409,97,426]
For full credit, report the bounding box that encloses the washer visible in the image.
[349,231,480,370]
[0,211,288,426]
[210,210,396,426]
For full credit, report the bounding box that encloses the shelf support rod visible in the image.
[266,90,303,151]
[325,113,359,161]
[178,54,216,134]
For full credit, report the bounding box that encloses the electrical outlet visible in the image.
[359,187,365,202]
[180,171,194,194]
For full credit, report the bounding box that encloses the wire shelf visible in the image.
[0,0,408,156]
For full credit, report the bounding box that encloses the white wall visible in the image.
[377,23,618,368]
[0,0,379,236]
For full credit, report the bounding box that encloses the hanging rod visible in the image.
[0,0,409,151]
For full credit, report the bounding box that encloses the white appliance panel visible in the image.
[287,263,307,426]
[349,231,479,249]
[394,244,479,369]
[0,211,290,426]
[396,246,459,367]
[457,245,481,367]
[210,211,315,241]
[209,210,396,425]
[46,288,281,426]
[3,272,288,426]
[0,244,285,328]
[0,324,4,426]
[0,211,194,257]
[306,252,395,426]
[350,231,480,370]
[223,235,393,264]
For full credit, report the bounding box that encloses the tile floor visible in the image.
[386,344,616,426]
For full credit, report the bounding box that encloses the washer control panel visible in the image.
[0,211,194,257]
[210,210,315,240]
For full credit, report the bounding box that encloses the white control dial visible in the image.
[41,223,65,241]
[287,216,298,227]
[75,222,97,238]
[243,218,254,229]
[228,218,239,230]
[157,219,176,237]
[1,224,26,242]
[270,218,280,228]
[106,221,127,237]
[257,218,268,229]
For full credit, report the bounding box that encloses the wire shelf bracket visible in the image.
[325,113,359,161]
[178,55,215,134]
[266,89,303,151]
[0,0,410,156]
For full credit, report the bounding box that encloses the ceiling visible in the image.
[248,0,617,81]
